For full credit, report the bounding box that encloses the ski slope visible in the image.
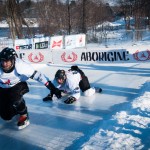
[0,62,150,150]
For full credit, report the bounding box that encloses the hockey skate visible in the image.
[17,114,30,130]
[95,87,102,93]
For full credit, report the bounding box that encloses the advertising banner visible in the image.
[14,42,150,64]
[50,36,64,50]
[18,50,53,64]
[80,49,130,63]
[52,48,87,64]
[33,37,50,49]
[52,47,150,64]
[75,34,86,48]
[65,34,86,49]
[65,35,76,49]
[15,39,33,50]
[81,47,150,63]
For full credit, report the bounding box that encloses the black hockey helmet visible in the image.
[0,47,18,73]
[0,47,17,61]
[55,70,66,81]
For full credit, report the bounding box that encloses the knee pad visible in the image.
[83,88,95,97]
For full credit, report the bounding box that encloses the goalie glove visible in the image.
[64,96,76,104]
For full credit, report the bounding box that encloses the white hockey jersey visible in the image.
[0,58,48,88]
[53,69,96,99]
[54,70,81,100]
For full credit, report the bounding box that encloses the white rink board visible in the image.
[17,49,53,64]
[16,45,150,64]
[52,48,87,65]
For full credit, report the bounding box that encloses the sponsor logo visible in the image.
[28,52,44,63]
[66,39,72,46]
[52,40,62,48]
[81,51,129,62]
[133,50,150,61]
[16,44,32,50]
[61,52,77,62]
[35,41,48,49]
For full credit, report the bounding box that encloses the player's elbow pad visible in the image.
[30,70,47,84]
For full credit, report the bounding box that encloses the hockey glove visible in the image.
[71,65,79,71]
[45,81,62,99]
[43,93,53,101]
[64,96,76,104]
[71,65,85,77]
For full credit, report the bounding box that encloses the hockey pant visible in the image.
[0,82,29,120]
[79,76,91,92]
[70,66,90,92]
[79,76,96,96]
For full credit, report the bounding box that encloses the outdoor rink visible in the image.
[0,62,150,150]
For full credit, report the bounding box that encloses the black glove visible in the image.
[71,65,79,71]
[71,65,85,77]
[46,81,62,99]
[43,93,53,101]
[64,96,76,104]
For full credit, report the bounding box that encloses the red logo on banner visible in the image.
[52,40,62,48]
[133,50,150,61]
[61,52,77,62]
[28,52,44,63]
[16,46,19,50]
[79,36,82,43]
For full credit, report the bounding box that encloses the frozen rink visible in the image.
[1,62,150,150]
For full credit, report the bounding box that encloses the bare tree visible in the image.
[35,0,67,35]
[0,0,125,38]
[5,0,31,39]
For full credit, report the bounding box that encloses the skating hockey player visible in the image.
[0,47,61,129]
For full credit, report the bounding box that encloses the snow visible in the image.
[0,18,38,28]
[1,62,150,150]
[81,79,150,150]
[1,19,150,149]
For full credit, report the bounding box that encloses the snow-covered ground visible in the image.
[0,62,150,150]
[1,18,150,149]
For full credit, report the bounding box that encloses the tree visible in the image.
[5,0,31,39]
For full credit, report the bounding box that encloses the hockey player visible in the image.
[43,65,102,104]
[0,47,61,129]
